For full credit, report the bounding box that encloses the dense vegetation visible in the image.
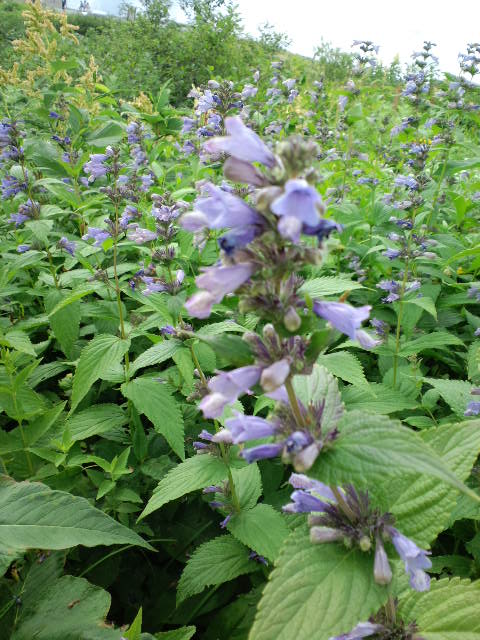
[1,2,480,639]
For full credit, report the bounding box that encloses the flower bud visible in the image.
[284,306,301,332]
[310,527,344,544]
[260,359,290,392]
[374,537,393,585]
[359,535,372,552]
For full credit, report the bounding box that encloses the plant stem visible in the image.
[285,378,306,428]
[189,343,207,386]
[214,419,240,512]
[331,487,356,522]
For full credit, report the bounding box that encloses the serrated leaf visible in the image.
[177,535,257,604]
[3,330,36,356]
[422,378,473,417]
[227,503,289,562]
[405,296,437,320]
[70,335,130,413]
[130,339,182,375]
[310,411,478,501]
[317,351,369,388]
[467,343,480,382]
[385,420,480,547]
[232,464,262,510]
[12,575,120,640]
[139,455,228,519]
[399,332,463,356]
[292,364,344,431]
[173,348,195,394]
[249,525,387,640]
[398,577,480,639]
[0,476,152,551]
[66,404,128,441]
[299,276,364,298]
[197,321,247,336]
[122,378,184,460]
[342,383,418,414]
[154,628,196,640]
[46,290,80,359]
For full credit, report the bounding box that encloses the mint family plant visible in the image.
[0,5,480,638]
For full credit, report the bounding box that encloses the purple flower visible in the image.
[141,277,167,296]
[16,244,31,253]
[271,179,325,227]
[127,227,157,244]
[389,528,431,591]
[313,301,378,349]
[9,212,29,227]
[249,551,267,565]
[330,622,383,640]
[199,365,262,418]
[240,443,285,463]
[475,328,480,337]
[203,116,276,168]
[465,401,480,416]
[181,117,195,134]
[181,182,261,232]
[395,175,418,190]
[260,358,290,392]
[374,537,393,585]
[82,227,111,247]
[58,237,75,255]
[241,84,258,99]
[338,95,348,112]
[83,153,111,182]
[303,219,342,242]
[196,90,216,114]
[282,78,297,90]
[283,490,329,513]
[218,225,262,254]
[2,174,27,198]
[223,157,267,187]
[384,248,402,260]
[49,111,62,119]
[219,413,277,443]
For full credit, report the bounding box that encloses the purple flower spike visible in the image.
[389,528,431,591]
[184,291,217,319]
[127,227,158,244]
[223,157,267,187]
[260,359,290,392]
[223,413,277,443]
[271,179,325,227]
[17,244,31,253]
[283,490,328,514]
[465,401,480,416]
[313,301,374,348]
[194,262,254,301]
[240,443,284,463]
[203,116,276,168]
[331,622,384,640]
[199,365,262,419]
[82,227,111,247]
[58,237,76,256]
[181,182,261,232]
[288,474,337,502]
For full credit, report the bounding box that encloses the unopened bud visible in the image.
[310,527,343,544]
[260,359,290,392]
[359,535,372,552]
[284,306,301,332]
[373,537,392,585]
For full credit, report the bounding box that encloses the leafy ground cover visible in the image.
[0,3,480,639]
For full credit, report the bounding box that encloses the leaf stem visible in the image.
[285,378,306,428]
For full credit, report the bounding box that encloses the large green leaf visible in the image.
[227,503,289,562]
[0,476,152,551]
[341,383,418,414]
[385,420,480,547]
[86,120,125,147]
[121,378,184,460]
[317,351,369,388]
[12,575,121,640]
[177,535,258,603]
[249,525,387,640]
[46,290,80,360]
[66,404,128,441]
[310,412,477,501]
[71,335,130,413]
[423,378,473,418]
[139,455,228,519]
[130,339,182,375]
[399,332,463,356]
[154,628,196,640]
[300,276,364,298]
[398,577,480,639]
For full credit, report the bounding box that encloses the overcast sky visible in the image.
[76,0,480,74]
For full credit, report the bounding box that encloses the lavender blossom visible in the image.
[58,237,76,256]
[388,528,431,591]
[241,443,285,463]
[329,622,383,640]
[465,401,480,416]
[271,179,326,227]
[215,413,277,443]
[313,301,378,349]
[203,116,276,168]
[199,365,262,418]
[127,227,158,244]
[82,227,111,247]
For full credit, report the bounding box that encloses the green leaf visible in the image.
[177,535,257,604]
[125,608,142,640]
[130,339,182,375]
[468,343,480,382]
[197,321,247,336]
[398,577,480,639]
[232,464,262,510]
[46,290,80,359]
[46,287,94,317]
[154,628,196,640]
[139,455,228,519]
[2,330,36,356]
[249,525,387,640]
[423,378,473,417]
[299,276,364,298]
[317,351,369,388]
[292,364,344,431]
[12,575,121,640]
[121,378,184,460]
[0,476,152,551]
[342,383,418,414]
[310,411,478,501]
[384,420,480,547]
[227,503,289,562]
[173,348,195,393]
[86,120,125,147]
[404,296,437,320]
[70,335,130,413]
[399,332,463,356]
[66,404,128,441]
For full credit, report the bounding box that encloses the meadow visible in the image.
[0,2,480,638]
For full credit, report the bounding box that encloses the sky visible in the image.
[73,0,480,74]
